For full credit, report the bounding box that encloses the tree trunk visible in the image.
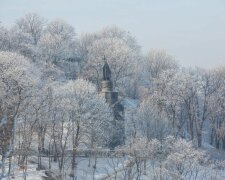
[197,132,202,147]
[222,138,225,150]
[190,119,194,140]
[1,155,5,178]
[215,135,220,149]
[210,128,214,145]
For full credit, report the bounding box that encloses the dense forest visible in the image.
[1,13,225,179]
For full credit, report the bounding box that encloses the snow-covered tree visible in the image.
[81,26,141,94]
[48,79,113,177]
[140,49,178,95]
[0,25,11,51]
[15,13,45,45]
[38,19,78,79]
[135,98,171,141]
[163,137,207,180]
[0,51,38,176]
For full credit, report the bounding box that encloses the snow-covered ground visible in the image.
[1,156,127,180]
[1,151,225,180]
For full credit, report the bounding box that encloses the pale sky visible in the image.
[1,0,225,68]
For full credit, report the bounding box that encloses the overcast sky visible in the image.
[1,0,225,68]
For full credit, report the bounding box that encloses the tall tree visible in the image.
[0,52,38,176]
[81,26,141,94]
